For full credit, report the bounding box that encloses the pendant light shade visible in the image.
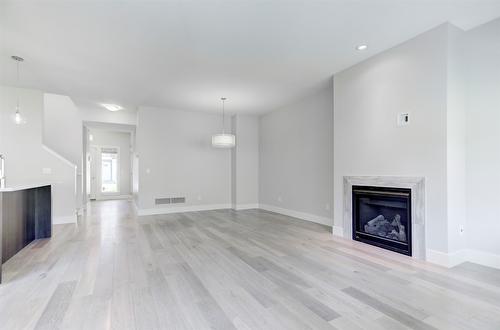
[212,97,235,148]
[13,110,23,125]
[212,133,236,148]
[11,55,26,125]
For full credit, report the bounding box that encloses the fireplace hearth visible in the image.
[352,185,412,256]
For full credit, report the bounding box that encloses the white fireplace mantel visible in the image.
[343,176,426,260]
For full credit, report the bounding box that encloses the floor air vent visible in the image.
[171,197,186,204]
[155,198,171,205]
[155,197,186,205]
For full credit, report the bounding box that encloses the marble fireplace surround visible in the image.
[343,176,426,260]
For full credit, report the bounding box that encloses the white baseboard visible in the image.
[259,204,332,226]
[332,226,344,237]
[137,203,232,216]
[426,249,468,268]
[53,214,77,224]
[330,234,500,269]
[233,203,260,211]
[95,195,132,201]
[426,248,500,269]
[466,249,500,269]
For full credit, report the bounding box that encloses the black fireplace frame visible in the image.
[352,185,412,256]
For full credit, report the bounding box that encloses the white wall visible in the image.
[259,82,334,225]
[136,106,232,213]
[231,116,237,209]
[89,129,132,197]
[333,25,450,253]
[43,93,83,211]
[464,18,500,257]
[43,94,83,169]
[446,25,468,253]
[0,86,77,224]
[231,115,259,209]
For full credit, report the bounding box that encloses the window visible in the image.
[101,147,119,193]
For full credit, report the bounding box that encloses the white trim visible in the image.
[89,145,99,200]
[133,200,139,214]
[426,249,467,268]
[426,248,500,269]
[233,203,259,210]
[94,194,132,201]
[332,225,344,237]
[467,249,500,270]
[137,203,232,216]
[53,214,77,224]
[259,204,332,226]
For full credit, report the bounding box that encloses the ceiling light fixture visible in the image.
[212,97,235,148]
[356,45,368,51]
[101,103,123,112]
[11,55,26,125]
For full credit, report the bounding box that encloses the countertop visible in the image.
[0,183,52,192]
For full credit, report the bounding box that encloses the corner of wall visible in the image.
[445,22,468,254]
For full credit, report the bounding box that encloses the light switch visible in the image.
[398,113,410,126]
[42,167,52,175]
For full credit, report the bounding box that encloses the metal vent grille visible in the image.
[171,197,186,204]
[155,198,171,205]
[155,197,186,205]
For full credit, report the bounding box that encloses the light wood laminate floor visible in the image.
[1,200,500,330]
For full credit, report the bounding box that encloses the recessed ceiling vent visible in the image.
[155,197,186,205]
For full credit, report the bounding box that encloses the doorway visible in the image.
[100,146,120,195]
[85,126,134,201]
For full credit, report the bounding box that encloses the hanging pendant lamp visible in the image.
[11,55,26,125]
[212,97,235,148]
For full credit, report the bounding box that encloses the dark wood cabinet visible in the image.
[0,185,52,283]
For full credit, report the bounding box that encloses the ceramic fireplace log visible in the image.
[366,215,385,226]
[364,213,407,242]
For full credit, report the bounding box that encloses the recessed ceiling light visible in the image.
[101,103,123,112]
[356,45,368,51]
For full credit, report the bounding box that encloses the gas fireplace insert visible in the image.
[352,185,412,256]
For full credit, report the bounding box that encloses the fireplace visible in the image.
[352,185,412,256]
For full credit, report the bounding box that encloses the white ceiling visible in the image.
[1,0,499,114]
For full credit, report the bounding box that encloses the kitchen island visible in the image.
[0,184,52,283]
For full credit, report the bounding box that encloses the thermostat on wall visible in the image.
[398,113,410,126]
